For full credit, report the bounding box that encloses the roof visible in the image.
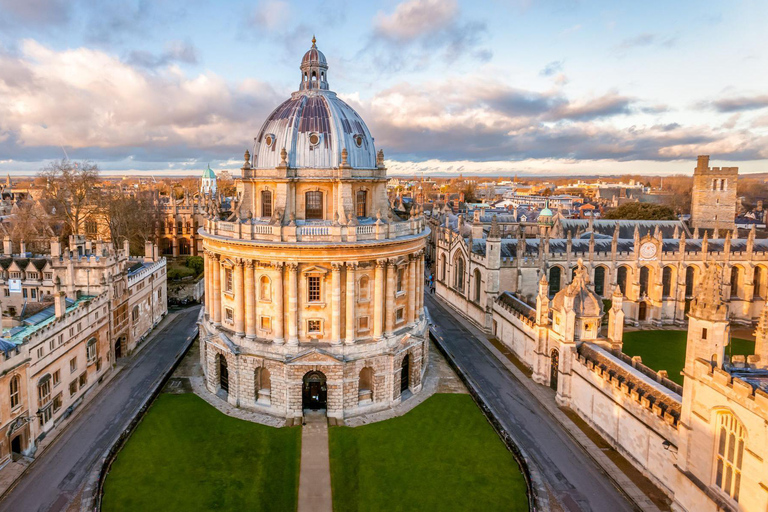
[6,296,92,344]
[557,219,687,239]
[202,165,216,179]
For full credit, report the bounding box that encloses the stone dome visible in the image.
[251,37,377,170]
[551,262,603,318]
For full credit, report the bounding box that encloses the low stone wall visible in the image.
[168,276,204,302]
[435,282,489,330]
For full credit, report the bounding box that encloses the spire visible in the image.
[689,263,727,321]
[489,215,500,239]
[753,299,768,369]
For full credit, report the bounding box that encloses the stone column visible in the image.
[345,262,356,344]
[331,263,342,345]
[385,260,396,335]
[172,237,179,257]
[212,254,222,325]
[373,260,385,339]
[203,251,211,318]
[287,263,298,345]
[274,263,285,344]
[418,252,424,316]
[234,260,245,336]
[244,260,256,339]
[407,255,416,323]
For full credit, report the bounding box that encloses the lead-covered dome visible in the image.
[251,38,377,170]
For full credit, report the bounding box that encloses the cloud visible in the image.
[250,0,292,31]
[0,0,70,26]
[616,33,677,52]
[367,0,491,70]
[540,60,563,76]
[710,94,768,113]
[374,0,458,41]
[126,40,198,68]
[82,0,188,45]
[547,93,633,121]
[0,40,282,162]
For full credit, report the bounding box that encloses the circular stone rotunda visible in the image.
[198,38,430,420]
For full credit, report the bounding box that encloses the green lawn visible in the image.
[622,330,755,385]
[102,393,301,512]
[329,393,529,512]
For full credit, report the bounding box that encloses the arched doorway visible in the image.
[302,371,327,410]
[639,301,647,322]
[10,436,21,460]
[218,355,229,394]
[115,337,125,359]
[400,354,410,393]
[549,349,559,391]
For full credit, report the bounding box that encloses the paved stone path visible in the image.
[425,293,640,512]
[298,411,333,512]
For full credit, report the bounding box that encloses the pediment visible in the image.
[301,265,329,275]
[288,348,342,364]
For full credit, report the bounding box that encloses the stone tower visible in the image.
[684,262,729,374]
[690,155,738,231]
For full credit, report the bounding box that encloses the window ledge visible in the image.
[395,291,406,298]
[306,302,326,307]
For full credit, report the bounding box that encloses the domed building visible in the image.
[199,39,429,420]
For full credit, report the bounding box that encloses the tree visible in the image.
[603,202,676,220]
[7,200,54,253]
[101,188,163,255]
[460,183,478,203]
[38,160,99,238]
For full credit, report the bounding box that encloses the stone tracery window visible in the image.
[715,412,745,502]
[454,255,465,292]
[662,266,673,297]
[10,375,20,409]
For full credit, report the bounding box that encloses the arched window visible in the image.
[397,267,405,292]
[260,275,271,302]
[454,256,465,291]
[358,367,374,404]
[685,266,696,297]
[754,266,765,298]
[662,266,673,297]
[473,269,481,302]
[132,305,140,322]
[9,375,20,409]
[617,266,628,296]
[730,266,740,298]
[594,266,605,296]
[549,266,562,297]
[639,266,650,297]
[261,190,273,218]
[715,412,745,501]
[356,190,367,217]
[305,191,323,220]
[440,255,447,281]
[358,275,370,301]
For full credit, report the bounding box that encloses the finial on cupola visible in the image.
[312,35,317,48]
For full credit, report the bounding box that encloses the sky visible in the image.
[0,0,767,177]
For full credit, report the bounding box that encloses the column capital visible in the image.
[346,261,358,270]
[331,262,343,272]
[376,259,387,268]
[244,259,255,269]
[387,259,397,269]
[287,262,299,272]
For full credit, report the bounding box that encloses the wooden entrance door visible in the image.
[302,372,327,410]
[400,355,410,393]
[219,356,229,393]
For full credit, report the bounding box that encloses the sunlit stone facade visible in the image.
[198,40,429,419]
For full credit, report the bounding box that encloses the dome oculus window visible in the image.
[354,134,363,147]
[308,132,321,147]
[264,134,275,147]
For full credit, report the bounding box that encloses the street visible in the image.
[0,306,201,512]
[425,294,636,512]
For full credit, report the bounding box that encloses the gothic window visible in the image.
[730,266,740,298]
[594,266,606,296]
[662,266,673,297]
[305,191,323,220]
[549,266,562,297]
[715,412,745,502]
[261,190,272,218]
[132,305,140,322]
[356,190,367,217]
[617,266,628,296]
[685,266,696,297]
[260,275,271,302]
[639,266,650,297]
[754,266,765,298]
[308,276,321,302]
[440,255,447,281]
[474,269,481,302]
[9,375,20,409]
[454,256,465,292]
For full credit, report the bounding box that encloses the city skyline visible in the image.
[0,0,767,176]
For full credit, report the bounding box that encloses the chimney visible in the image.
[3,236,11,255]
[51,238,62,258]
[144,240,154,262]
[54,278,66,319]
[153,244,159,261]
[19,240,26,255]
[85,240,92,254]
[696,155,710,171]
[123,239,130,256]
